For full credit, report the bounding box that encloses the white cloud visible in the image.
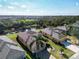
[7,6,15,9]
[0,4,2,7]
[10,2,19,6]
[0,9,79,15]
[75,2,79,6]
[21,5,27,8]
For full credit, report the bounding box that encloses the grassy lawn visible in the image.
[47,39,74,59]
[6,33,17,41]
[25,52,32,59]
[36,29,43,32]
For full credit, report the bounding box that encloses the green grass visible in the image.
[47,39,74,59]
[6,33,17,41]
[25,52,32,59]
[36,29,43,32]
[16,19,36,23]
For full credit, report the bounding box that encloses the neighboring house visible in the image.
[0,36,25,59]
[17,30,50,59]
[56,26,68,31]
[0,44,25,59]
[0,36,17,46]
[68,21,79,38]
[42,26,79,47]
[42,26,67,42]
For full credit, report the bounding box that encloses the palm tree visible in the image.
[33,34,46,51]
[30,34,46,59]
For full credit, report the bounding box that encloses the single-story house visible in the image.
[0,44,25,59]
[17,30,46,53]
[0,36,17,46]
[0,36,25,59]
[42,26,67,42]
[17,30,51,59]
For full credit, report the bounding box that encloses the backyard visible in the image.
[47,39,74,59]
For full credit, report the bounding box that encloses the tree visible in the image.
[0,23,5,34]
[30,34,46,59]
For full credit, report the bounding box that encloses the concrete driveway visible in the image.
[61,40,79,53]
[66,45,79,53]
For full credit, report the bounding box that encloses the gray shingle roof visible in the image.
[0,42,25,59]
[18,31,46,53]
[0,36,17,45]
[43,27,65,40]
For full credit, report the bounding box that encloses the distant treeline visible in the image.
[0,16,79,34]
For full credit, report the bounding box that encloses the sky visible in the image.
[0,0,79,15]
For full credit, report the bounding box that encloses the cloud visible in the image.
[0,4,2,7]
[75,2,79,6]
[0,0,79,15]
[0,9,79,15]
[21,5,27,8]
[7,6,15,9]
[10,2,19,6]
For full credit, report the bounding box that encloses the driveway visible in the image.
[61,41,79,53]
[66,45,79,53]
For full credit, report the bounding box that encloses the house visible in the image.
[17,31,46,53]
[0,44,25,59]
[17,30,51,59]
[42,26,79,46]
[42,26,67,42]
[0,36,25,59]
[0,36,17,46]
